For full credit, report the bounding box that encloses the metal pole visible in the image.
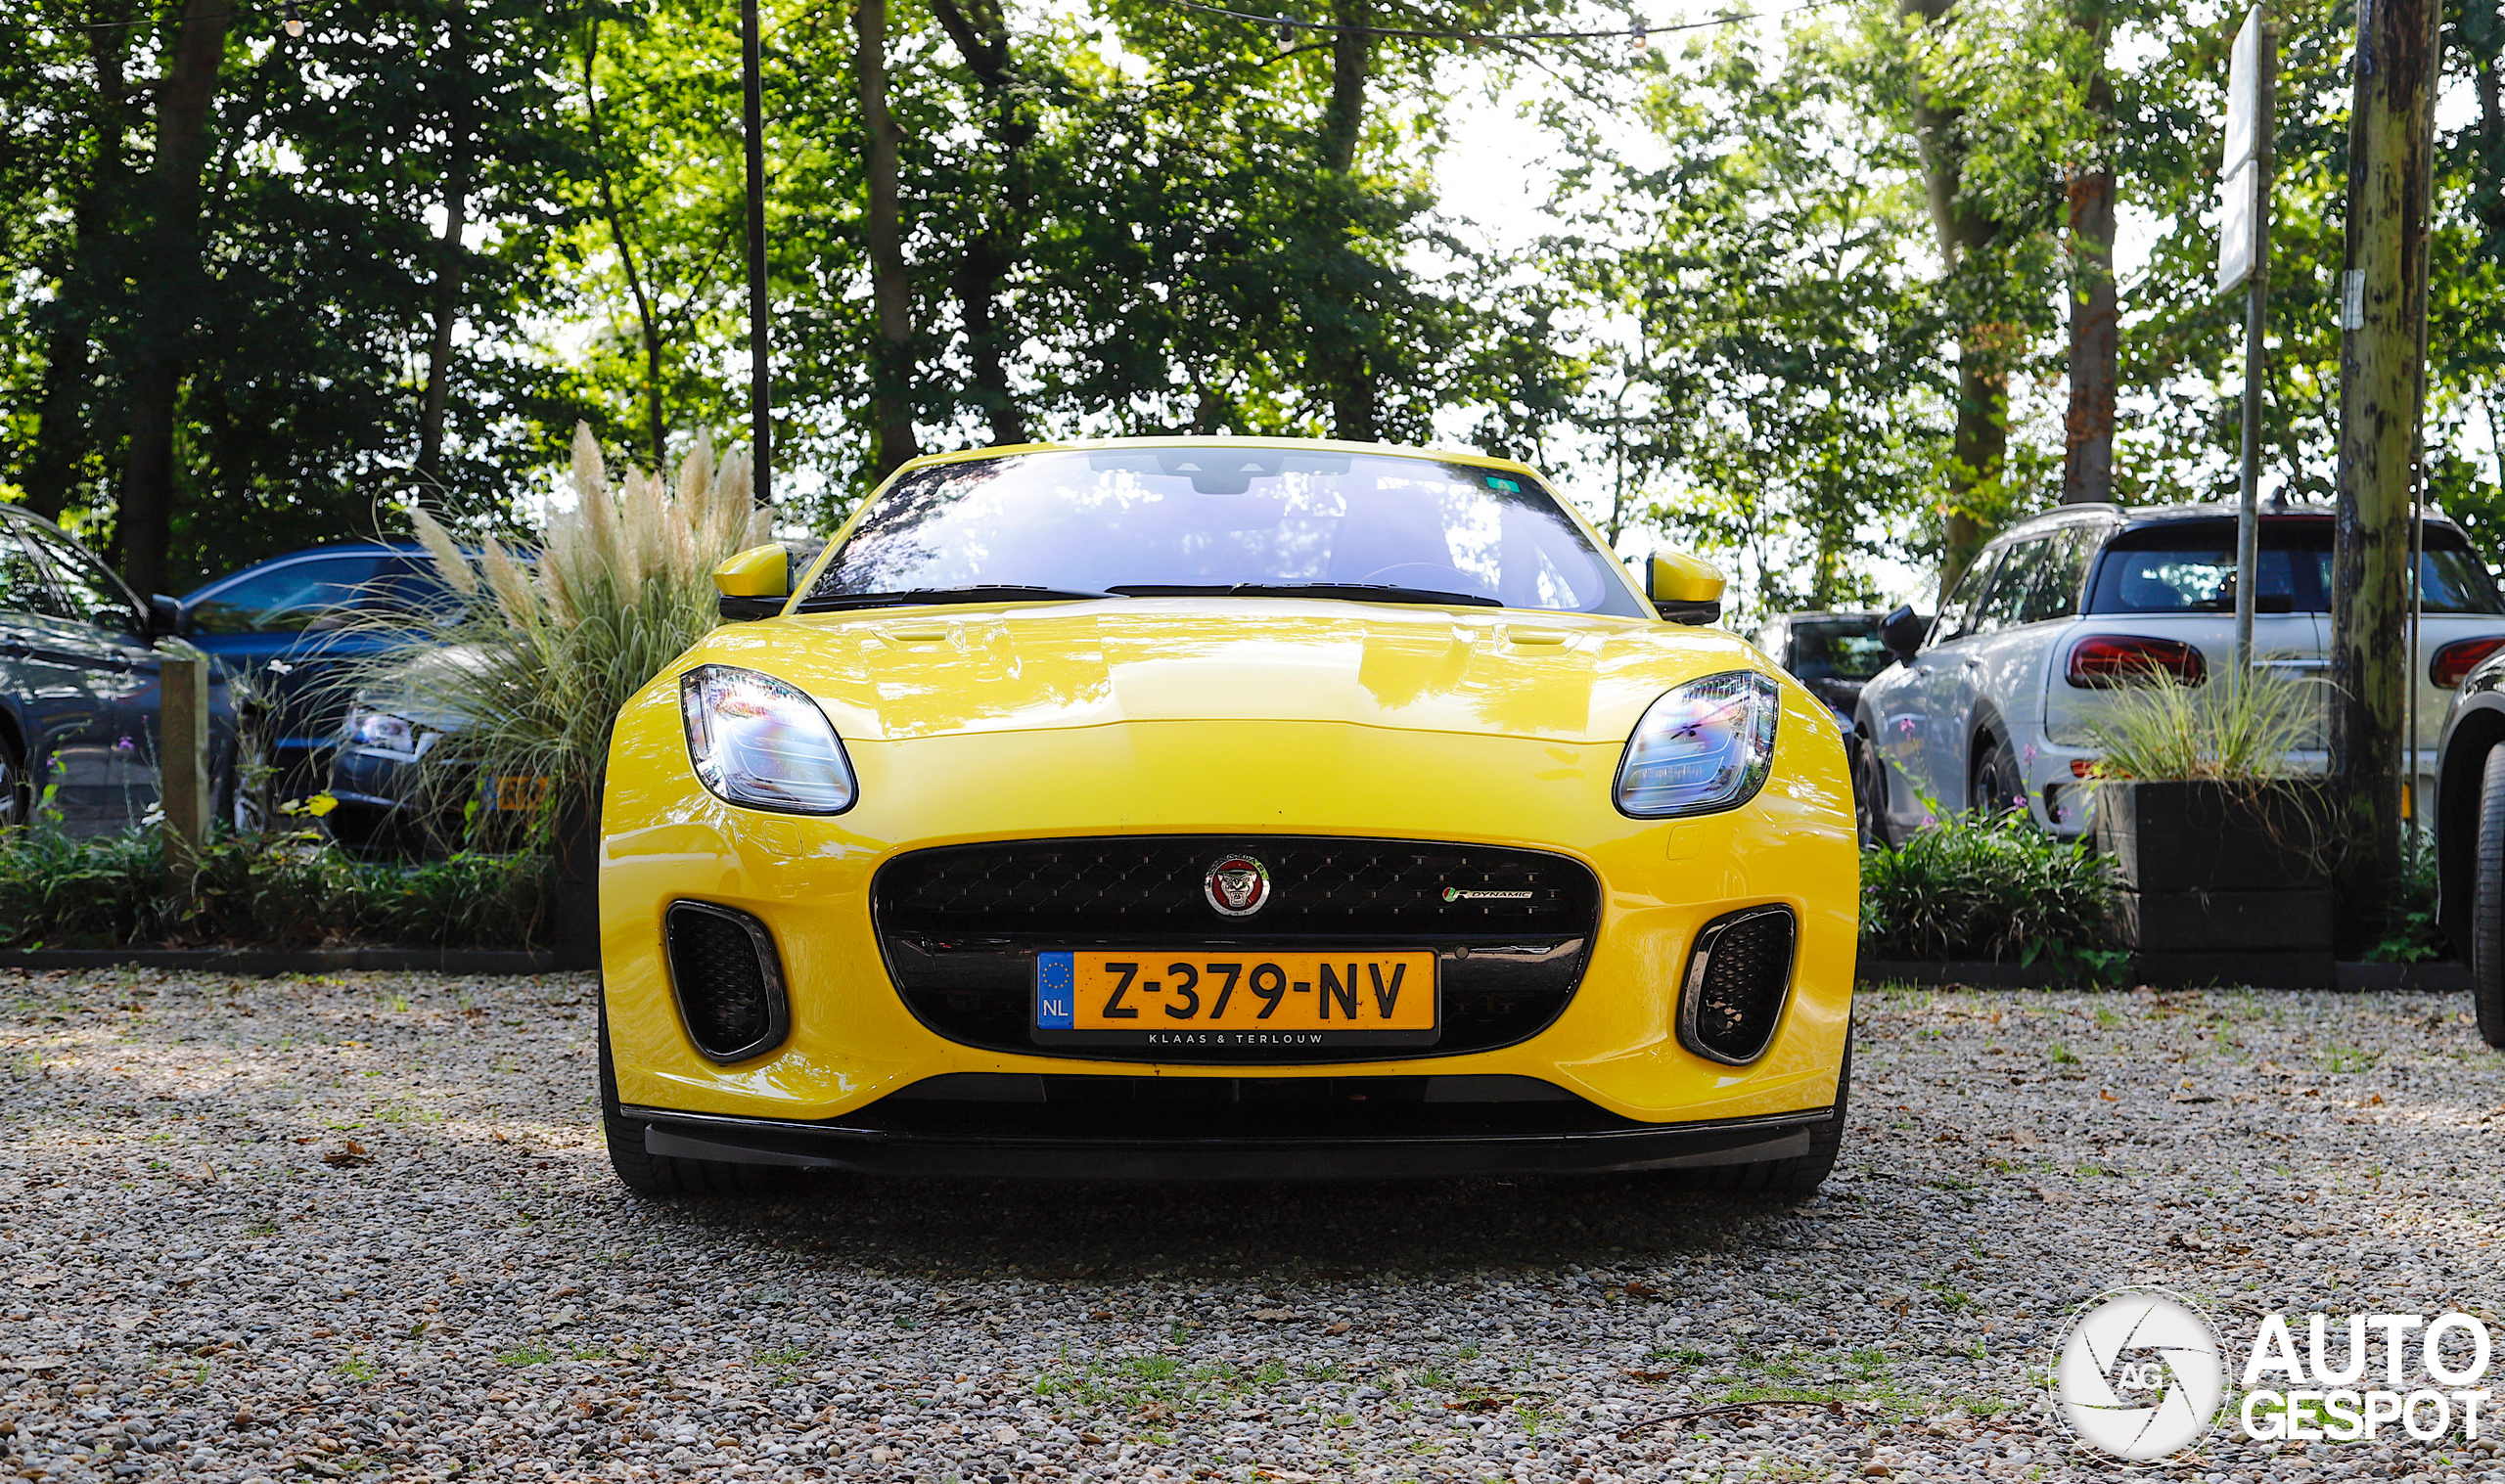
[2233,9,2274,682]
[742,0,771,507]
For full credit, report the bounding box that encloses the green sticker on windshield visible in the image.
[1486,475,1520,492]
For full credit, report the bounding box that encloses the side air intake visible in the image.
[663,901,789,1062]
[1678,905,1797,1065]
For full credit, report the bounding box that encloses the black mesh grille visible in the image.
[1683,906,1796,1064]
[665,902,787,1060]
[871,836,1602,1063]
[878,836,1590,935]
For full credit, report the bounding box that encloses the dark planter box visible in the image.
[2111,888,2336,952]
[2094,780,2334,960]
[2091,780,2331,894]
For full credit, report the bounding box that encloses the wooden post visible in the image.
[2330,0,2442,946]
[159,646,211,889]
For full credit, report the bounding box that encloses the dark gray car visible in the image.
[0,507,235,834]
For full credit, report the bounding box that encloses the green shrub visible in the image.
[2362,832,2445,965]
[1860,810,2119,967]
[0,828,547,950]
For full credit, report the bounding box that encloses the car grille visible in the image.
[872,835,1602,1063]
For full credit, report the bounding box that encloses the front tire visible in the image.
[598,994,789,1197]
[0,729,28,829]
[1694,1032,1850,1194]
[1851,731,1890,849]
[2472,745,2505,1048]
[1971,732,2024,818]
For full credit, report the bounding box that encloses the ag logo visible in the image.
[2053,1285,2226,1463]
[1203,855,1270,918]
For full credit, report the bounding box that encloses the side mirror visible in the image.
[1644,550,1726,626]
[1880,604,1926,663]
[148,593,191,640]
[713,544,791,621]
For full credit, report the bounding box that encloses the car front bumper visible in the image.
[598,680,1858,1138]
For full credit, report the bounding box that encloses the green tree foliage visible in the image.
[11,0,2505,610]
[1,0,592,588]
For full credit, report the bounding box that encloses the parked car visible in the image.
[175,543,465,812]
[0,505,237,834]
[1753,610,1890,727]
[2430,647,2505,1046]
[1854,503,2505,845]
[595,437,1856,1196]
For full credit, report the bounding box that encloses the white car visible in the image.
[1854,503,2505,842]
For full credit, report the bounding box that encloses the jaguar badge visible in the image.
[1204,854,1271,918]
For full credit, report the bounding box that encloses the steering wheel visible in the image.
[1359,562,1486,595]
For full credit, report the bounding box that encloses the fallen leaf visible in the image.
[1324,1321,1349,1335]
[1445,1396,1509,1413]
[1248,1308,1299,1323]
[2098,1087,2118,1102]
[322,1142,373,1169]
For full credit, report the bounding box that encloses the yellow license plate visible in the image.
[1035,950,1436,1041]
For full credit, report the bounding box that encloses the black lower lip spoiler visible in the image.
[618,1104,1828,1182]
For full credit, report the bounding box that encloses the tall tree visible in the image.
[856,0,917,476]
[1895,0,2012,598]
[2062,0,2117,506]
[117,0,233,597]
[416,0,477,483]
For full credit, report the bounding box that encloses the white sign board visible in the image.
[2222,7,2262,175]
[2216,157,2258,293]
[2216,6,2264,293]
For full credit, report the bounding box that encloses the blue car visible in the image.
[176,544,462,812]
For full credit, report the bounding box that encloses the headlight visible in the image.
[1615,670,1781,818]
[344,704,419,755]
[679,664,856,814]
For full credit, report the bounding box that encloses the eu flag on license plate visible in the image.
[1035,952,1074,1029]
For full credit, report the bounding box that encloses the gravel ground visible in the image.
[3,969,2502,1482]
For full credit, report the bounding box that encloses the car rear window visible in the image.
[2084,518,2504,615]
[1789,618,1890,680]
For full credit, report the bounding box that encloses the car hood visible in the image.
[694,600,1765,745]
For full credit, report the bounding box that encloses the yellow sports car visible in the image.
[595,438,1856,1192]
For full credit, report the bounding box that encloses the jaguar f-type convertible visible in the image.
[595,438,1856,1192]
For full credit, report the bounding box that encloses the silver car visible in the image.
[1854,503,2505,842]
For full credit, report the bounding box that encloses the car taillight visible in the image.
[2065,635,2208,688]
[2431,637,2505,689]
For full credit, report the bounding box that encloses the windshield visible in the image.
[802,446,1644,616]
[1790,618,1890,681]
[2085,518,2505,615]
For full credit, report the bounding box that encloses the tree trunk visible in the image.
[931,0,1032,447]
[417,0,474,484]
[856,0,918,478]
[2061,0,2117,506]
[1313,0,1378,442]
[580,20,666,472]
[116,0,230,599]
[2332,0,2441,949]
[1898,0,2006,601]
[25,11,135,523]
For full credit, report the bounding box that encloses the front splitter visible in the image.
[620,1103,1830,1181]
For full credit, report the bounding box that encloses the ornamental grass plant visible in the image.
[352,424,773,839]
[2081,667,2321,782]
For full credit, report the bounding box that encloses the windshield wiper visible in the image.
[796,584,1114,611]
[1106,582,1502,608]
